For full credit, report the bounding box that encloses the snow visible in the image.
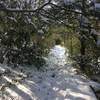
[97,39,100,47]
[91,29,98,35]
[0,45,99,100]
[64,0,75,5]
[47,45,68,67]
[95,3,100,10]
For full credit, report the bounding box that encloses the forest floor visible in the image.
[0,45,100,100]
[0,63,99,100]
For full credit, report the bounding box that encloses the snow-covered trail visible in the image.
[0,45,99,100]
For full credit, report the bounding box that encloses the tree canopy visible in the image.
[0,0,100,73]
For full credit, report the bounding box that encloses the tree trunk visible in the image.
[80,36,86,71]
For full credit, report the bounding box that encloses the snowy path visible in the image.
[0,45,99,100]
[0,64,97,100]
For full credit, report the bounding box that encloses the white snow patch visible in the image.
[95,3,100,10]
[64,0,75,5]
[0,45,99,100]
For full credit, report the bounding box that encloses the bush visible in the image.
[73,54,100,76]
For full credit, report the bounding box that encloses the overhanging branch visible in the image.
[0,0,52,13]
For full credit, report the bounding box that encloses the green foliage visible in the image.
[0,10,46,69]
